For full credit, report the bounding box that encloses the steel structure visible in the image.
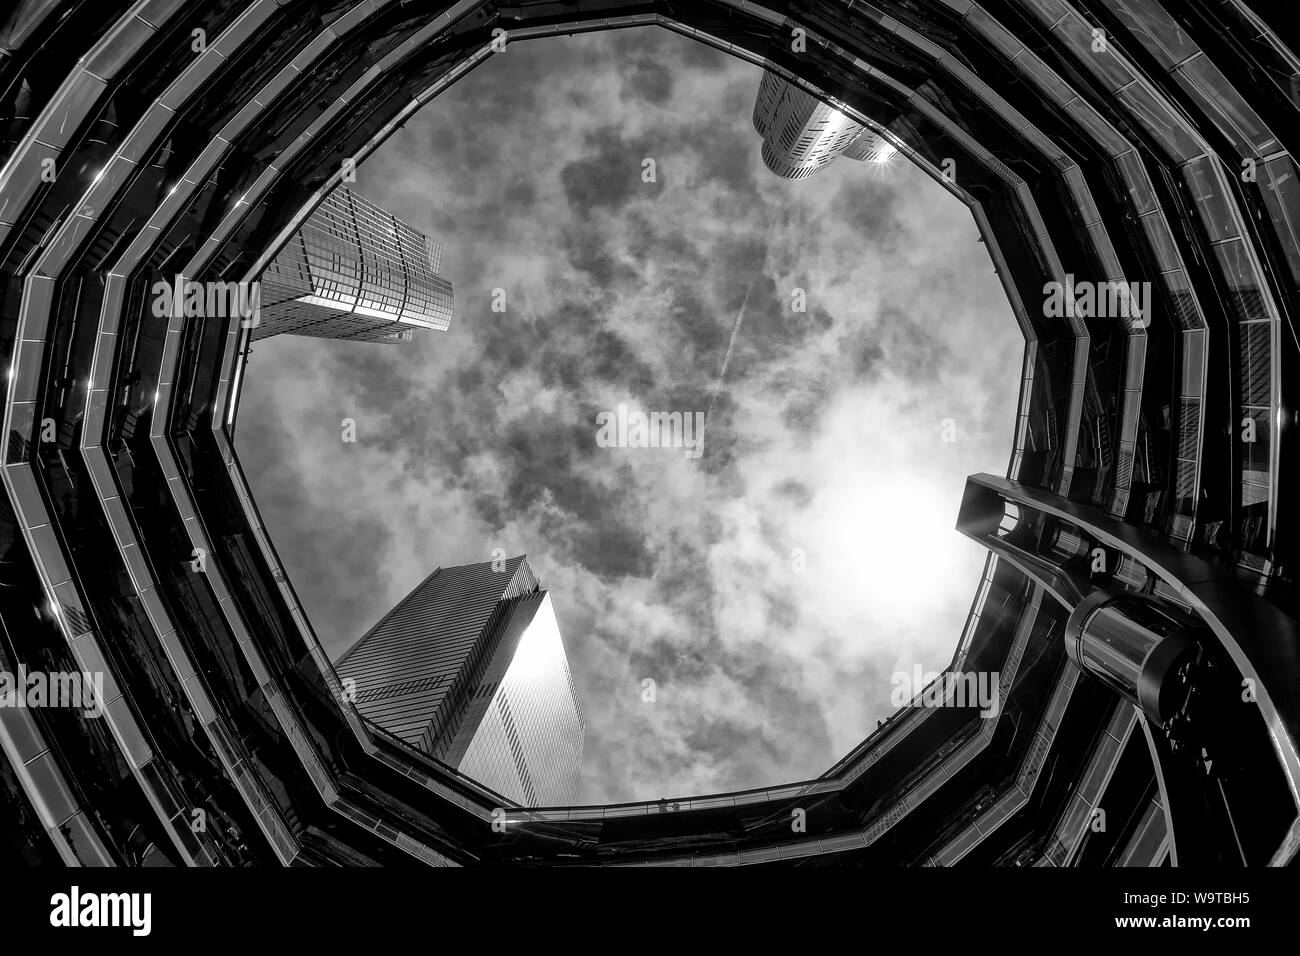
[0,0,1297,866]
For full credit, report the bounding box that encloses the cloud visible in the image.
[622,55,675,106]
[237,27,1021,803]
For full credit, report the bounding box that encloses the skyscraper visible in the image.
[751,71,894,179]
[253,186,454,344]
[335,557,585,806]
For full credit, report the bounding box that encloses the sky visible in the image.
[237,28,1022,804]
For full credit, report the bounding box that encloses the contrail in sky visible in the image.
[700,218,774,449]
[703,278,753,424]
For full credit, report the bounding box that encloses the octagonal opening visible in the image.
[235,27,1020,805]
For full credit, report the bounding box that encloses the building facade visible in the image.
[752,70,895,179]
[253,187,453,344]
[336,557,584,806]
[1,0,1297,868]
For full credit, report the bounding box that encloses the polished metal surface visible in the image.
[0,0,1296,867]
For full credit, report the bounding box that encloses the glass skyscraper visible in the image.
[253,186,454,344]
[336,557,584,806]
[751,71,894,179]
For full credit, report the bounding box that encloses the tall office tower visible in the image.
[752,71,893,179]
[335,557,585,806]
[842,129,897,164]
[252,186,454,343]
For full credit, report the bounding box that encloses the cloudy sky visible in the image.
[238,28,1021,804]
